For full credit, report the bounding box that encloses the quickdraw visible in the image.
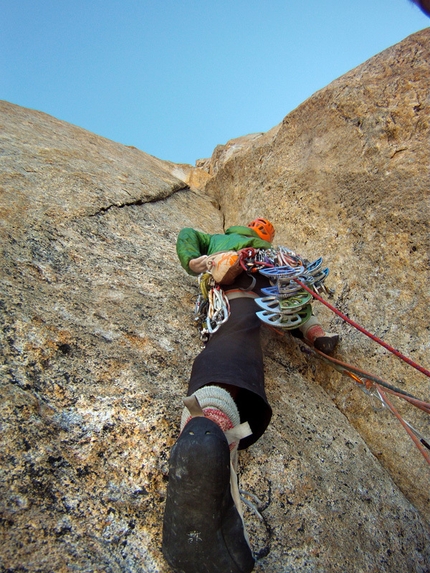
[256,304,313,329]
[254,291,312,314]
[207,286,230,333]
[238,247,273,272]
[194,272,230,342]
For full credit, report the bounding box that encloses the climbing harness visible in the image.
[193,247,331,339]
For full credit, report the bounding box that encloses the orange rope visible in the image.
[271,326,430,464]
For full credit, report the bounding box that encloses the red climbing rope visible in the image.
[272,272,430,465]
[294,278,430,379]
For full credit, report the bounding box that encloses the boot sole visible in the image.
[314,334,339,355]
[162,417,255,573]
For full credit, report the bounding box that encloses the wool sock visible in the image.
[299,315,325,343]
[181,385,240,435]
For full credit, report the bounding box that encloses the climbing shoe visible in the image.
[300,315,339,355]
[313,332,340,355]
[162,416,255,573]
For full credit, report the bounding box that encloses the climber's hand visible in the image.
[189,255,209,274]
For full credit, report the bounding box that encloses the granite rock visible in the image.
[1,29,430,573]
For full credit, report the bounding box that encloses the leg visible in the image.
[162,299,271,572]
[162,388,255,573]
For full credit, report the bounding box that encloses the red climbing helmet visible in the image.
[248,218,275,242]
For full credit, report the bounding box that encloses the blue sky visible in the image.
[1,1,428,165]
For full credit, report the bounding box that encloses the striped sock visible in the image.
[181,385,240,433]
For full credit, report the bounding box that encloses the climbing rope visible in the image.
[246,246,430,464]
[293,277,430,379]
[300,344,430,465]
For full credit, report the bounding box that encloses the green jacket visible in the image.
[176,226,272,275]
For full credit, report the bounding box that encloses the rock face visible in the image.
[1,29,429,573]
[204,25,430,518]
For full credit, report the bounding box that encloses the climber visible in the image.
[162,219,339,573]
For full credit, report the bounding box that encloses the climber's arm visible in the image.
[176,228,212,275]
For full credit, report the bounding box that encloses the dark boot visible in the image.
[162,416,255,573]
[313,332,340,354]
[300,316,339,355]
